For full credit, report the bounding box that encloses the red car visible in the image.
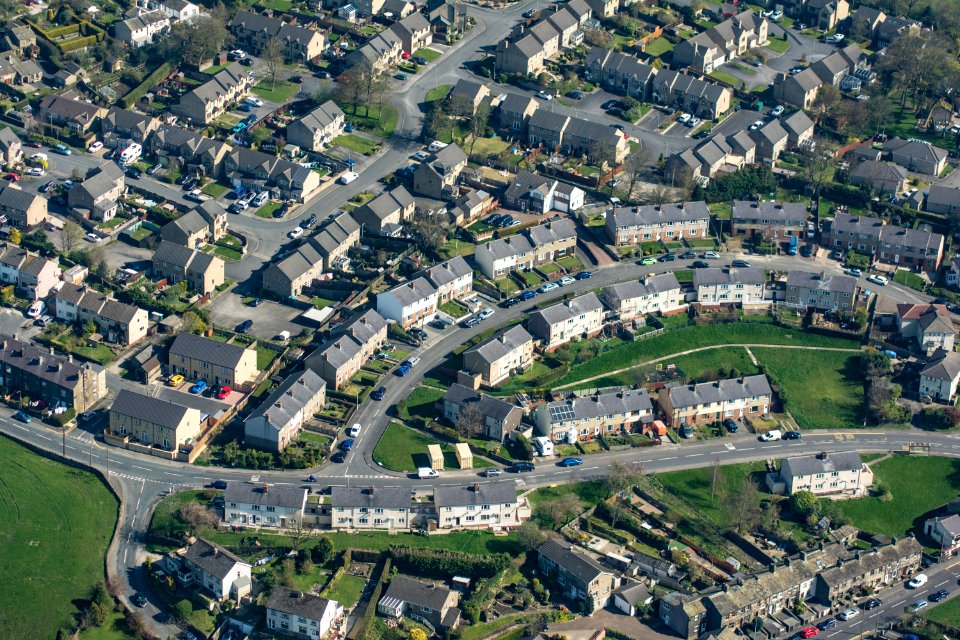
[216,385,232,400]
[801,628,819,638]
[4,173,19,181]
[27,141,41,148]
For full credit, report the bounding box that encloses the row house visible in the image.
[52,285,149,346]
[330,486,411,530]
[694,267,766,307]
[779,451,873,497]
[152,240,226,295]
[0,244,60,300]
[731,200,807,240]
[462,325,535,387]
[784,271,858,312]
[244,368,326,453]
[416,255,473,304]
[652,69,732,121]
[224,483,308,528]
[114,9,170,47]
[601,273,685,322]
[352,186,415,233]
[174,63,254,124]
[285,100,345,152]
[160,200,229,248]
[925,184,960,217]
[108,388,202,454]
[527,110,628,164]
[606,201,710,247]
[345,31,403,72]
[534,388,653,443]
[669,130,757,181]
[229,11,327,62]
[306,309,388,389]
[148,125,231,176]
[376,276,439,329]
[585,48,657,99]
[775,44,866,108]
[527,292,605,351]
[435,483,526,530]
[537,539,620,613]
[0,334,106,413]
[658,374,773,426]
[68,162,125,222]
[0,184,47,229]
[502,170,585,214]
[821,212,944,271]
[168,332,260,388]
[919,349,960,404]
[412,143,468,199]
[448,78,490,116]
[672,11,769,73]
[497,92,539,135]
[223,147,322,203]
[474,218,577,278]
[441,384,523,441]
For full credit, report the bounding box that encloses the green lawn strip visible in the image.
[299,431,331,448]
[201,181,229,197]
[643,36,674,57]
[709,69,741,86]
[573,346,759,390]
[765,37,790,54]
[656,462,767,527]
[80,609,138,639]
[414,48,442,62]
[752,348,864,429]
[495,278,519,294]
[214,245,242,261]
[256,345,279,370]
[324,573,366,607]
[555,323,858,387]
[0,435,119,640]
[331,134,380,155]
[834,456,960,538]
[927,594,960,627]
[439,300,469,318]
[893,269,926,291]
[339,103,399,139]
[527,481,608,510]
[373,422,491,471]
[255,202,282,218]
[424,83,452,103]
[203,63,230,75]
[251,80,299,103]
[460,614,529,640]
[401,386,445,421]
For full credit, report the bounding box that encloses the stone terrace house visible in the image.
[693,267,766,307]
[262,211,360,297]
[230,11,327,62]
[534,388,653,443]
[606,201,710,247]
[784,271,858,312]
[52,285,149,346]
[39,93,106,133]
[306,309,387,389]
[68,162,125,222]
[434,483,526,530]
[659,375,772,427]
[108,388,202,454]
[527,111,629,164]
[152,240,226,295]
[651,69,733,121]
[441,383,523,441]
[660,592,707,640]
[378,576,461,632]
[351,186,415,233]
[672,11,769,73]
[777,451,873,497]
[601,273,685,322]
[174,63,253,124]
[0,127,22,165]
[474,217,577,279]
[498,92,538,135]
[0,244,60,300]
[244,368,326,453]
[177,538,252,603]
[920,349,960,403]
[285,100,345,152]
[0,334,106,413]
[330,486,412,531]
[538,538,620,613]
[101,106,159,145]
[168,333,259,388]
[731,200,807,240]
[223,147,321,202]
[224,483,307,528]
[462,324,535,386]
[0,184,46,229]
[266,587,344,640]
[412,143,467,199]
[821,212,944,271]
[586,48,657,99]
[897,303,955,355]
[527,292,605,351]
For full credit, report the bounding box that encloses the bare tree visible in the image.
[798,139,837,198]
[178,503,219,529]
[710,457,723,499]
[539,494,583,529]
[604,461,641,497]
[283,514,310,552]
[468,103,491,157]
[335,61,373,116]
[263,37,284,91]
[455,401,486,439]
[621,145,653,203]
[409,209,451,253]
[516,521,548,552]
[60,220,84,254]
[728,476,761,534]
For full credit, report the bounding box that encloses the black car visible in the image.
[497,215,514,228]
[930,590,950,602]
[817,618,837,631]
[784,431,802,440]
[182,177,198,191]
[331,451,347,463]
[236,319,253,333]
[601,99,619,110]
[133,595,148,607]
[412,56,428,65]
[40,180,55,193]
[659,253,677,262]
[51,195,66,207]
[566,90,585,100]
[723,418,739,433]
[691,261,710,268]
[176,173,190,185]
[210,479,228,489]
[680,251,697,259]
[731,260,752,268]
[693,130,710,139]
[576,271,593,279]
[608,107,626,118]
[228,203,244,214]
[864,598,881,610]
[239,57,253,66]
[502,297,520,308]
[125,168,142,179]
[486,214,503,227]
[301,216,316,229]
[512,461,535,473]
[273,204,289,218]
[410,327,428,341]
[289,75,302,83]
[371,386,387,401]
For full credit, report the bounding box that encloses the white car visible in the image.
[477,308,494,320]
[845,268,863,277]
[85,232,101,243]
[251,191,269,207]
[407,356,421,367]
[826,33,845,44]
[750,120,764,130]
[759,430,782,441]
[339,171,359,185]
[413,151,429,161]
[26,167,44,177]
[703,251,720,259]
[539,282,559,293]
[770,10,783,20]
[677,113,691,124]
[348,423,361,437]
[288,227,304,239]
[559,275,576,286]
[484,468,503,477]
[231,49,245,58]
[87,141,103,153]
[838,609,859,621]
[27,301,45,318]
[907,574,928,588]
[427,140,448,152]
[536,90,553,100]
[245,97,264,107]
[770,105,784,117]
[63,180,74,190]
[866,274,888,286]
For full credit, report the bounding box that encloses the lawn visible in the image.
[256,345,279,370]
[424,83,452,103]
[201,181,229,197]
[256,202,282,219]
[765,37,791,54]
[0,435,119,640]
[709,69,741,86]
[81,610,138,640]
[324,573,366,608]
[927,595,960,628]
[401,386,446,421]
[752,348,864,430]
[251,80,300,104]
[332,134,380,156]
[373,422,489,471]
[836,456,960,539]
[894,269,926,291]
[339,102,399,139]
[643,36,674,57]
[495,278,519,294]
[203,62,230,75]
[460,614,529,640]
[470,136,511,157]
[656,462,767,527]
[439,300,469,318]
[414,48,442,62]
[214,244,242,261]
[259,0,293,9]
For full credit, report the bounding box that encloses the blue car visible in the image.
[189,380,207,394]
[558,457,583,467]
[396,363,412,376]
[520,290,537,301]
[13,411,31,423]
[340,438,355,451]
[238,102,254,112]
[331,451,347,463]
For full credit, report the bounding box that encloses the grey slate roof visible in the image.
[786,270,858,295]
[921,349,960,382]
[666,374,772,410]
[442,383,520,422]
[781,451,864,478]
[0,184,42,213]
[111,388,192,429]
[267,587,338,620]
[463,325,533,366]
[539,538,609,583]
[602,273,681,306]
[382,575,456,612]
[292,100,344,134]
[169,332,251,369]
[529,292,603,327]
[693,267,765,287]
[245,368,325,430]
[431,143,467,174]
[0,333,96,390]
[527,218,576,245]
[75,162,123,201]
[481,234,534,260]
[884,137,948,164]
[331,485,410,509]
[434,483,519,508]
[610,201,710,228]
[333,309,387,344]
[183,538,248,579]
[419,255,472,289]
[354,186,414,224]
[382,276,436,306]
[224,482,307,509]
[542,388,652,424]
[732,200,807,224]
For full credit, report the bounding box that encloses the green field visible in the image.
[765,37,790,54]
[835,456,960,538]
[927,595,960,628]
[332,134,380,155]
[372,422,490,471]
[414,48,442,62]
[643,36,674,57]
[0,435,119,639]
[753,348,864,429]
[324,573,366,607]
[251,79,300,104]
[576,346,759,389]
[656,462,767,527]
[894,269,926,291]
[340,102,399,139]
[401,386,446,421]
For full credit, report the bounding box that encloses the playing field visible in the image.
[0,435,119,639]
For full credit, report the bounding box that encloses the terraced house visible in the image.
[244,368,327,453]
[606,201,710,246]
[108,389,202,454]
[658,375,773,426]
[0,334,106,413]
[672,11,769,73]
[527,110,628,163]
[527,292,605,351]
[731,200,808,240]
[230,11,327,62]
[306,309,387,389]
[51,285,149,347]
[601,273,684,322]
[224,483,307,528]
[534,388,654,442]
[329,486,412,530]
[174,63,254,124]
[148,126,231,175]
[168,333,260,388]
[821,212,944,271]
[784,271,858,311]
[435,483,526,530]
[462,325,535,386]
[152,240,226,295]
[650,69,732,120]
[586,48,657,98]
[223,147,322,202]
[417,255,473,304]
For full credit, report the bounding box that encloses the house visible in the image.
[527,110,628,164]
[601,273,684,322]
[351,186,415,232]
[848,161,908,196]
[345,31,403,72]
[224,483,307,527]
[151,0,200,21]
[774,68,822,109]
[441,384,523,440]
[897,304,955,354]
[378,576,461,631]
[0,244,60,300]
[660,592,707,640]
[462,325,535,386]
[244,369,326,453]
[667,130,758,180]
[926,184,960,217]
[948,258,960,288]
[731,200,807,240]
[538,539,620,613]
[434,483,526,530]
[0,127,22,165]
[884,138,948,176]
[474,218,576,278]
[0,184,47,229]
[418,255,473,303]
[612,582,653,617]
[658,374,773,426]
[534,388,653,443]
[161,201,229,248]
[527,292,604,351]
[263,211,360,297]
[168,332,260,388]
[413,143,467,198]
[223,147,322,202]
[376,277,439,328]
[382,0,416,18]
[784,271,858,311]
[4,25,37,56]
[108,388,202,453]
[875,15,920,47]
[821,212,944,271]
[388,12,432,53]
[148,126,231,175]
[672,11,769,73]
[427,0,460,32]
[495,34,547,75]
[52,285,149,346]
[285,100,345,152]
[778,451,873,497]
[306,309,387,389]
[330,486,412,530]
[0,334,106,413]
[38,93,107,133]
[750,119,789,165]
[502,170,585,214]
[924,514,960,557]
[606,202,710,246]
[68,162,125,222]
[174,63,254,124]
[266,587,344,640]
[101,106,159,145]
[152,240,226,295]
[920,349,960,403]
[448,79,490,115]
[178,538,252,602]
[783,0,849,30]
[114,9,170,47]
[585,48,656,99]
[0,53,42,86]
[853,6,887,38]
[650,69,733,121]
[229,11,327,62]
[498,92,538,134]
[782,110,816,149]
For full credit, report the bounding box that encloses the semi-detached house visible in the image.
[538,539,620,613]
[672,11,769,73]
[534,388,653,443]
[52,285,149,346]
[351,186,415,233]
[177,538,252,602]
[731,200,807,240]
[658,374,773,426]
[108,388,202,454]
[266,587,344,640]
[229,11,327,62]
[174,62,253,124]
[114,9,170,47]
[0,184,46,229]
[0,244,59,300]
[601,273,684,322]
[223,147,322,203]
[224,483,307,528]
[778,451,873,497]
[330,486,412,530]
[378,576,462,632]
[68,162,125,222]
[920,349,960,403]
[606,201,710,247]
[475,218,577,279]
[821,212,944,271]
[693,267,766,307]
[244,368,326,453]
[376,276,439,328]
[285,100,345,152]
[784,271,858,311]
[416,255,472,304]
[434,483,526,530]
[160,201,229,248]
[101,106,160,145]
[884,138,949,176]
[441,383,523,441]
[152,240,226,295]
[168,332,260,388]
[527,292,604,351]
[306,309,387,389]
[462,325,534,387]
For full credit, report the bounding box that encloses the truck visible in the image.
[787,234,798,255]
[417,467,439,479]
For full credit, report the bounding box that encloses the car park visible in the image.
[189,380,207,394]
[168,374,184,387]
[867,274,888,286]
[731,259,751,268]
[558,457,583,467]
[539,282,559,293]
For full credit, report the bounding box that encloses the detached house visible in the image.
[152,240,226,295]
[0,184,47,229]
[177,539,252,602]
[174,63,254,124]
[538,539,620,613]
[601,273,684,321]
[230,11,327,62]
[244,369,326,453]
[413,143,467,198]
[502,170,585,214]
[39,93,106,133]
[462,325,535,386]
[527,292,604,351]
[535,388,653,442]
[168,332,260,388]
[285,100,345,152]
[68,162,125,222]
[884,138,948,176]
[266,588,344,640]
[658,375,773,426]
[920,349,960,403]
[849,160,908,196]
[441,383,523,440]
[897,304,955,355]
[606,201,710,247]
[378,576,461,631]
[924,514,960,557]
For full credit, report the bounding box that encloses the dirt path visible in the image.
[554,343,862,390]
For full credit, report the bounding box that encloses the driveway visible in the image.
[206,294,303,340]
[0,308,41,340]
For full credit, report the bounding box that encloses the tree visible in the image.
[468,103,491,157]
[584,28,613,49]
[263,37,284,91]
[8,228,21,245]
[180,310,207,334]
[798,140,837,198]
[410,629,428,640]
[409,209,451,254]
[728,476,761,534]
[311,536,334,564]
[61,220,83,254]
[455,401,486,439]
[538,494,583,529]
[162,15,231,66]
[283,514,310,552]
[173,599,193,622]
[178,503,219,530]
[621,145,652,203]
[604,461,641,497]
[790,490,819,519]
[516,521,547,552]
[813,84,841,114]
[336,61,373,116]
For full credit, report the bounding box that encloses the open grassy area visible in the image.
[332,134,380,156]
[424,83,451,103]
[401,386,445,422]
[324,573,366,608]
[414,48,442,62]
[251,79,299,104]
[201,181,229,197]
[339,102,399,139]
[0,435,119,640]
[255,202,282,219]
[256,345,279,370]
[765,37,791,54]
[709,69,741,86]
[644,36,674,57]
[927,595,960,628]
[834,456,960,538]
[752,348,864,429]
[460,614,529,640]
[656,462,767,527]
[894,269,926,291]
[373,422,490,471]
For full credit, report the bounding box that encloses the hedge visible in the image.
[121,62,173,108]
[59,35,99,53]
[352,557,391,640]
[388,546,510,579]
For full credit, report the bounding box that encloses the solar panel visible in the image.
[550,405,576,422]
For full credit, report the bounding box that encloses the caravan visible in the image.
[119,143,142,166]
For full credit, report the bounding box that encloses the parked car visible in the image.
[288,227,304,239]
[703,251,720,259]
[27,167,44,177]
[484,468,504,477]
[502,297,520,308]
[536,90,553,100]
[566,90,585,100]
[759,429,782,441]
[371,387,387,401]
[461,315,481,328]
[723,418,739,433]
[559,276,576,286]
[348,423,361,437]
[331,451,347,463]
[770,105,784,117]
[53,143,71,155]
[396,363,412,376]
[236,319,253,333]
[750,120,764,130]
[679,425,694,438]
[216,385,232,400]
[168,374,184,387]
[783,431,802,440]
[125,167,142,180]
[539,282,559,293]
[27,300,45,318]
[576,271,593,279]
[659,254,677,262]
[477,308,494,321]
[210,479,228,489]
[817,618,837,630]
[800,627,819,638]
[601,99,619,110]
[147,163,162,175]
[558,457,583,467]
[864,598,881,610]
[639,256,657,265]
[520,290,537,300]
[731,259,752,268]
[691,261,710,268]
[908,574,928,588]
[910,600,928,612]
[340,438,355,451]
[245,96,264,107]
[838,609,859,621]
[393,72,407,81]
[13,411,31,423]
[189,380,207,394]
[930,590,949,602]
[866,274,888,286]
[845,268,863,277]
[87,141,103,153]
[511,461,535,472]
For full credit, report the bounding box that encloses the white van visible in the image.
[759,430,782,441]
[418,467,439,479]
[276,330,291,342]
[339,171,360,185]
[252,191,269,207]
[27,300,46,318]
[533,436,554,457]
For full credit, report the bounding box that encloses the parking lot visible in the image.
[206,293,304,341]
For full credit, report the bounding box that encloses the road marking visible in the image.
[725,443,735,451]
[739,447,754,451]
[660,456,677,460]
[687,453,704,457]
[131,465,150,471]
[35,433,51,441]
